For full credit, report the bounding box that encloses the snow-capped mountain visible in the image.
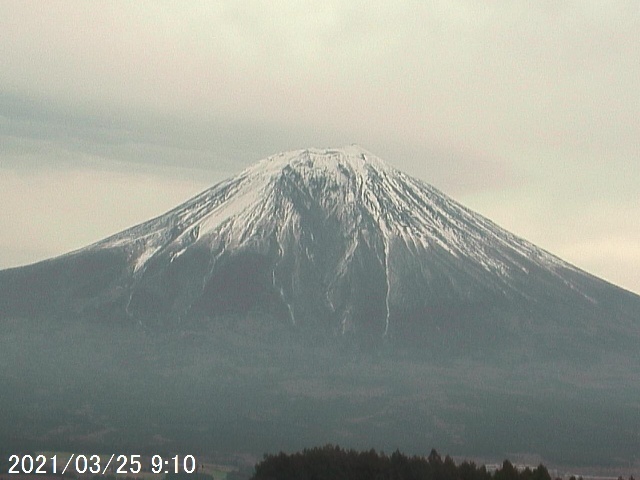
[1,146,639,352]
[2,146,640,463]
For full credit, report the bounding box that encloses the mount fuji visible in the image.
[1,146,639,465]
[2,145,637,353]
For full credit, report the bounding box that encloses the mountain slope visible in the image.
[1,145,639,354]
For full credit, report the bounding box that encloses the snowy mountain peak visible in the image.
[97,145,399,256]
[240,145,393,186]
[255,144,387,170]
[73,146,614,335]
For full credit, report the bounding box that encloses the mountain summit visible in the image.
[1,146,638,354]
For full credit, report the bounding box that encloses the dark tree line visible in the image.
[251,445,553,480]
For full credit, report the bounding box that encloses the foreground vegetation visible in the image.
[252,445,543,480]
[251,445,635,480]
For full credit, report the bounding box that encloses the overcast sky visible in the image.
[1,1,638,294]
